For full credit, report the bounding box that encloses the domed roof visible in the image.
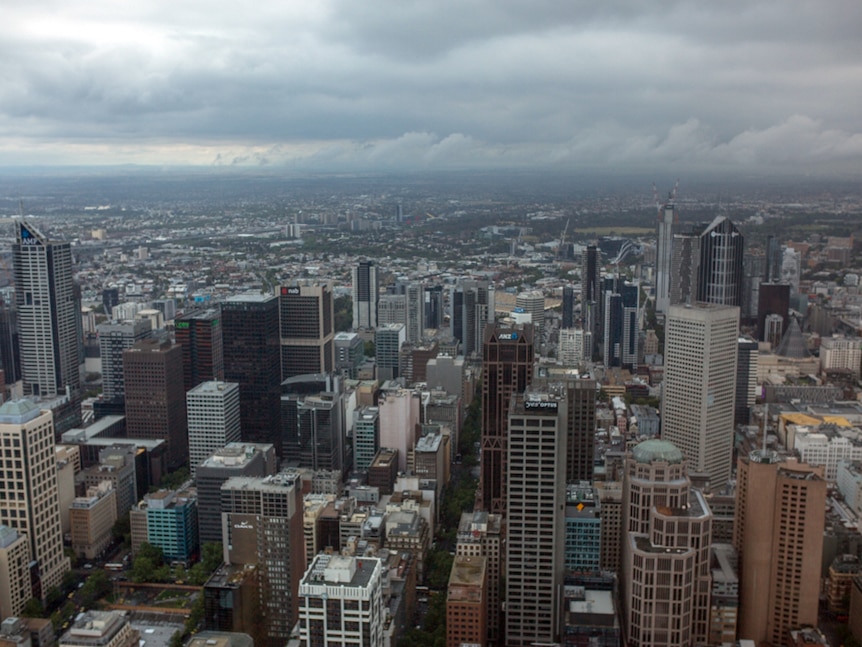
[0,399,38,417]
[632,439,684,464]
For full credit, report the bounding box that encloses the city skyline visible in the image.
[1,2,861,174]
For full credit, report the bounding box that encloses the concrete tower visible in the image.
[0,399,69,599]
[662,303,739,486]
[505,392,567,646]
[186,381,241,477]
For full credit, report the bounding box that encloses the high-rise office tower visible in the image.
[0,292,20,385]
[669,227,700,306]
[0,399,69,600]
[697,216,744,307]
[662,303,739,486]
[479,324,533,514]
[97,319,152,401]
[561,285,574,329]
[655,201,678,314]
[622,440,713,647]
[532,372,597,483]
[405,282,425,343]
[186,381,241,477]
[734,451,826,646]
[557,328,589,366]
[601,277,638,369]
[278,282,334,380]
[352,260,379,330]
[174,308,224,393]
[735,337,759,427]
[376,293,406,327]
[280,374,344,474]
[741,249,765,323]
[353,406,379,472]
[757,282,790,343]
[123,338,188,469]
[375,322,405,381]
[424,285,444,330]
[221,294,282,455]
[195,442,277,546]
[505,392,567,646]
[12,221,81,400]
[765,234,783,283]
[451,279,494,357]
[581,245,601,358]
[515,290,545,340]
[298,555,385,647]
[222,472,304,647]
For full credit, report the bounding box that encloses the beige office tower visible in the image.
[662,303,739,486]
[0,399,69,599]
[621,440,713,647]
[734,451,826,645]
[0,525,31,619]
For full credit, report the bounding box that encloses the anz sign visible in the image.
[498,332,518,341]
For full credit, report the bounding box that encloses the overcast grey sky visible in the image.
[3,0,861,173]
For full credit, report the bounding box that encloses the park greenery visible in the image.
[397,395,481,647]
[131,542,223,585]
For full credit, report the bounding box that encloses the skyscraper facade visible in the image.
[735,338,759,427]
[561,285,575,329]
[280,374,344,474]
[186,381,241,477]
[405,281,425,343]
[424,285,444,330]
[12,221,81,399]
[654,202,677,314]
[123,338,188,469]
[221,295,282,454]
[734,451,826,645]
[278,282,334,380]
[662,303,739,486]
[622,440,713,647]
[669,228,700,307]
[298,555,385,647]
[97,319,152,401]
[581,245,601,358]
[480,324,533,514]
[451,279,494,357]
[0,399,69,599]
[222,472,304,647]
[375,323,405,381]
[515,290,545,341]
[757,282,790,343]
[195,442,277,545]
[505,392,567,646]
[352,260,379,330]
[697,216,744,307]
[174,308,224,393]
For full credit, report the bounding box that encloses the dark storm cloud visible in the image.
[0,0,860,172]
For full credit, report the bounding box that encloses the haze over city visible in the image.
[2,0,862,175]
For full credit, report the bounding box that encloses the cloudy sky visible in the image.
[2,0,861,173]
